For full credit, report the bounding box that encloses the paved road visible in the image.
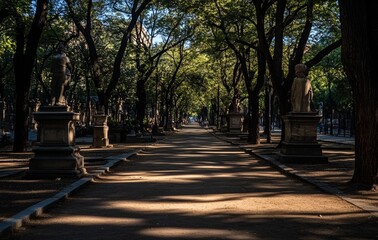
[10,124,377,240]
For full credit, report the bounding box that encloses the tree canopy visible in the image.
[1,0,374,187]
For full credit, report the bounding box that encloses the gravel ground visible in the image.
[7,125,378,240]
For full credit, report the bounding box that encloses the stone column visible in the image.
[27,106,86,178]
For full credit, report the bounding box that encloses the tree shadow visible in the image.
[9,125,378,240]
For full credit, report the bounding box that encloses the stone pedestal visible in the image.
[228,112,243,135]
[220,115,228,132]
[92,114,110,148]
[278,112,328,163]
[27,106,86,178]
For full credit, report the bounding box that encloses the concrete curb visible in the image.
[211,132,378,218]
[0,151,138,236]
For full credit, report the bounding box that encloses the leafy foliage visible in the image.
[0,0,347,141]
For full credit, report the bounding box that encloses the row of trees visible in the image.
[0,0,376,188]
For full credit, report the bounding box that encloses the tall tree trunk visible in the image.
[13,80,30,152]
[339,0,378,188]
[136,79,147,131]
[277,88,291,144]
[167,92,174,130]
[248,94,260,144]
[163,90,170,130]
[264,80,272,143]
[12,0,48,152]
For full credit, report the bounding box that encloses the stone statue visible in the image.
[51,44,71,106]
[290,64,313,113]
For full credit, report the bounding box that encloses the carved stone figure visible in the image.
[51,44,71,106]
[290,64,313,112]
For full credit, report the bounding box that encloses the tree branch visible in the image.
[305,39,342,69]
[290,0,314,66]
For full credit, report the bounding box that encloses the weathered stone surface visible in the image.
[278,112,328,164]
[29,146,84,178]
[227,112,243,135]
[92,114,110,148]
[283,113,319,142]
[27,106,85,178]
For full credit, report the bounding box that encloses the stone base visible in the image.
[278,113,328,164]
[278,141,328,164]
[280,141,323,155]
[277,153,328,164]
[226,132,242,137]
[29,106,85,179]
[92,126,110,148]
[92,114,110,148]
[227,112,243,135]
[27,146,86,178]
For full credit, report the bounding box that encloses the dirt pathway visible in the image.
[10,124,378,239]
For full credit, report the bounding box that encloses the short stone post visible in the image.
[92,113,110,148]
[227,112,243,135]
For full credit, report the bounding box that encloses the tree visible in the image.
[1,0,49,152]
[65,0,152,114]
[132,4,195,131]
[202,47,244,117]
[253,0,341,144]
[339,1,378,189]
[208,0,265,144]
[309,50,353,136]
[160,42,187,130]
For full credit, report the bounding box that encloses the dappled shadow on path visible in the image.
[11,124,378,240]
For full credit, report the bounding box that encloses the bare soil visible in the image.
[0,142,154,222]
[5,126,378,240]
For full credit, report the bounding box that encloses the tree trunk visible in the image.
[339,0,378,188]
[12,0,48,152]
[165,92,174,131]
[85,73,91,126]
[136,80,147,132]
[264,82,272,143]
[248,94,260,144]
[13,79,30,152]
[273,85,291,146]
[163,90,169,130]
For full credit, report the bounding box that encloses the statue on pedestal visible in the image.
[290,64,313,113]
[278,63,327,164]
[28,44,86,178]
[51,43,71,106]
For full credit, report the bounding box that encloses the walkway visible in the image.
[213,129,377,217]
[317,134,355,145]
[7,124,377,239]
